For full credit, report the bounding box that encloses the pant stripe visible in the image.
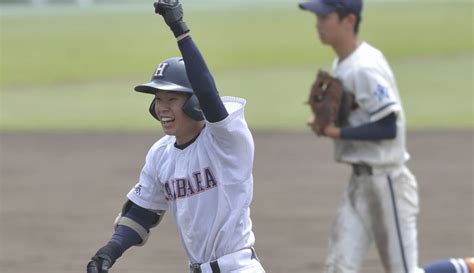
[457,258,468,273]
[387,175,409,273]
[450,258,462,273]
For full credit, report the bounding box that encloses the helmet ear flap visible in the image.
[149,99,160,121]
[148,95,204,122]
[182,94,204,121]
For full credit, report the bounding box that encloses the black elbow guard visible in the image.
[113,200,165,246]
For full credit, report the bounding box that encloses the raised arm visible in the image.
[154,0,228,122]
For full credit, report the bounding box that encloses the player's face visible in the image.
[154,91,203,144]
[315,12,347,46]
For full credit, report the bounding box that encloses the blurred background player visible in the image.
[86,0,265,272]
[299,0,423,272]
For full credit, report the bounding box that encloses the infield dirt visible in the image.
[1,130,472,273]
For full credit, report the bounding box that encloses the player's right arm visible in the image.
[86,201,163,273]
[87,143,167,273]
[154,0,229,123]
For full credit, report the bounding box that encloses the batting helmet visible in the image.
[134,57,204,121]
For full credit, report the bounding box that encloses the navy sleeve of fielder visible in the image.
[178,36,228,122]
[341,112,397,140]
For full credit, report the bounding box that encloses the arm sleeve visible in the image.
[178,36,228,122]
[108,203,162,254]
[340,112,397,140]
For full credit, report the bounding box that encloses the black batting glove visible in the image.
[154,0,190,38]
[86,242,122,273]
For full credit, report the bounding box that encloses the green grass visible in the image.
[395,54,474,129]
[1,1,473,130]
[2,55,472,130]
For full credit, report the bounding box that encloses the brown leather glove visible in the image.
[307,70,357,135]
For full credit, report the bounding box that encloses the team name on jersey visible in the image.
[163,167,218,201]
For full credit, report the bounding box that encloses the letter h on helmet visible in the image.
[134,57,204,121]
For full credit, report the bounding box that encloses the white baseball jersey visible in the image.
[127,96,256,265]
[332,41,409,167]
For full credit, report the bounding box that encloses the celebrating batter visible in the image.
[299,0,423,272]
[86,1,265,272]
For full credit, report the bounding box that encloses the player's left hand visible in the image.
[153,0,189,38]
[323,123,341,139]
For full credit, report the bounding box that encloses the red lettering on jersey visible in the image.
[193,171,205,192]
[163,167,218,202]
[204,167,217,188]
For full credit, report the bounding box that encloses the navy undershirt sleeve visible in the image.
[178,36,228,122]
[109,226,141,254]
[340,112,397,140]
[108,203,160,254]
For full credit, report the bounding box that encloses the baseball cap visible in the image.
[298,0,362,16]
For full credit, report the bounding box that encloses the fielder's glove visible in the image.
[86,242,122,273]
[306,70,357,136]
[154,0,189,38]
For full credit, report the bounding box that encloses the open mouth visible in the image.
[161,117,175,125]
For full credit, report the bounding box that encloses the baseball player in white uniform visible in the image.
[86,1,265,272]
[299,0,423,272]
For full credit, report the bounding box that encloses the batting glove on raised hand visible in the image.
[86,243,122,273]
[154,0,189,38]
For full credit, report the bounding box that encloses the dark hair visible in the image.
[336,10,362,34]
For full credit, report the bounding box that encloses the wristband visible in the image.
[170,21,189,38]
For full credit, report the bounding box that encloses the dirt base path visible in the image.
[1,130,472,273]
